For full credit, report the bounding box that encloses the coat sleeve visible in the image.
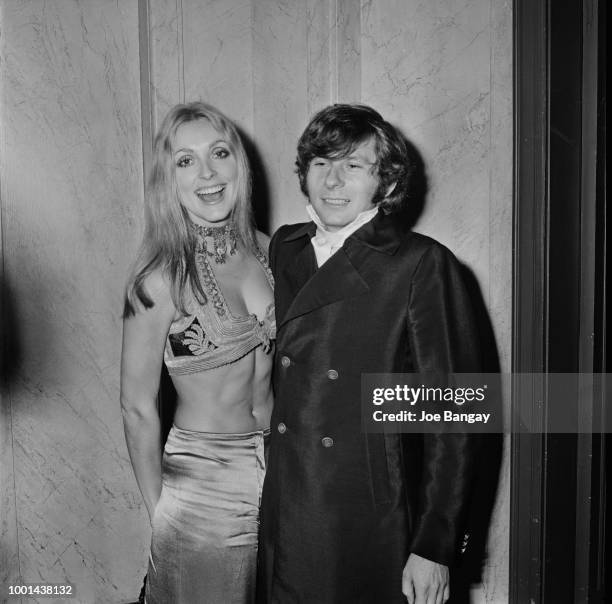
[406,242,481,566]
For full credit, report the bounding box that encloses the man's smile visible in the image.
[321,197,350,206]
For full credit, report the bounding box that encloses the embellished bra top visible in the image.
[164,238,276,376]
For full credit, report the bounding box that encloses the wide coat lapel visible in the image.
[281,234,318,300]
[278,211,403,329]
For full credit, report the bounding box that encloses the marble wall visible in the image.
[359,4,512,600]
[251,3,512,599]
[252,0,364,227]
[148,0,254,132]
[0,1,147,602]
[1,1,511,602]
[146,0,512,601]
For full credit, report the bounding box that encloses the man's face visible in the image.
[305,137,381,232]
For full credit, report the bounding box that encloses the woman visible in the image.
[121,101,274,604]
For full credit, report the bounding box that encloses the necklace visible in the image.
[191,222,275,318]
[195,251,228,318]
[192,222,238,264]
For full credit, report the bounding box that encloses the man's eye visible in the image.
[176,156,194,168]
[347,163,362,170]
[212,148,230,159]
[312,160,327,167]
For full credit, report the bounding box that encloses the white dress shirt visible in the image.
[306,204,379,267]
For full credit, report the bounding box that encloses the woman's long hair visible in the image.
[124,102,257,316]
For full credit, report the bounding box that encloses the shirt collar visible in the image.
[305,204,379,247]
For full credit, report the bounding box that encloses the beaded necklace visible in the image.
[192,222,274,319]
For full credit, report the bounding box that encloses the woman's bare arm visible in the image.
[120,271,176,523]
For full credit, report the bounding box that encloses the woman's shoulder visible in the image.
[131,267,176,316]
[144,267,172,296]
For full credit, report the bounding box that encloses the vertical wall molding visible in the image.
[138,0,153,195]
[176,0,185,103]
[576,2,607,600]
[336,0,361,103]
[574,0,599,598]
[147,1,184,130]
[306,0,332,116]
[510,0,548,599]
[305,0,361,116]
[329,0,339,103]
[512,0,606,601]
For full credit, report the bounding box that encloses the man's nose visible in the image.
[324,163,344,188]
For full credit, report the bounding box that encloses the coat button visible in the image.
[277,422,287,434]
[280,356,291,368]
[321,436,334,448]
[327,369,339,380]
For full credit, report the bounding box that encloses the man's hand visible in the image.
[402,553,449,604]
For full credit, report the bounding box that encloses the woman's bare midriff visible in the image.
[170,344,274,433]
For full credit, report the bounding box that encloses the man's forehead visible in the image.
[318,137,378,162]
[346,138,377,161]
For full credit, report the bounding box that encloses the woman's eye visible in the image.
[312,159,327,167]
[347,163,362,170]
[212,148,230,159]
[176,156,194,168]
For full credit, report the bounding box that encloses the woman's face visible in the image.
[172,119,238,226]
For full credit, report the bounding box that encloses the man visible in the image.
[259,104,480,603]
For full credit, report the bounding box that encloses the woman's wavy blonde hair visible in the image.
[124,101,256,316]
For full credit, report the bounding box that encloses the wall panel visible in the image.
[0,58,20,592]
[253,0,310,228]
[361,1,511,601]
[362,0,492,265]
[182,0,254,131]
[148,0,184,132]
[148,0,254,141]
[251,2,511,599]
[253,0,364,230]
[0,382,19,592]
[1,1,512,601]
[1,1,147,601]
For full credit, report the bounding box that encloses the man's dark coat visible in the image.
[258,211,481,603]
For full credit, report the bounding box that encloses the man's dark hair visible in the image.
[296,104,415,213]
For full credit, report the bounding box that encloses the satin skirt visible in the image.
[146,425,268,604]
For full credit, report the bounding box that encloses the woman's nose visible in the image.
[324,163,344,188]
[199,158,216,179]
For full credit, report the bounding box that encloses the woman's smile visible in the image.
[195,184,227,203]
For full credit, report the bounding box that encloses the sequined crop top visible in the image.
[164,241,276,375]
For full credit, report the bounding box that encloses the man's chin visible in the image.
[322,221,349,232]
[317,212,350,230]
